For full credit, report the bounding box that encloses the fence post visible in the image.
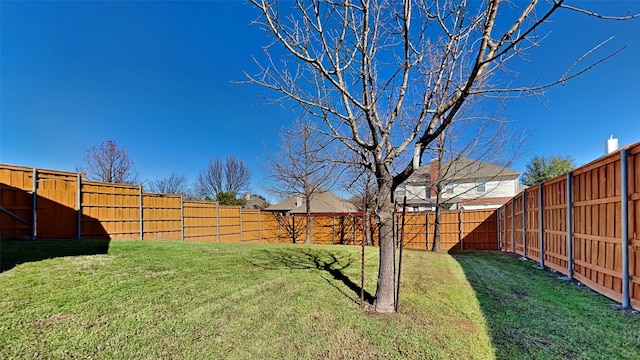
[539,183,545,268]
[459,209,464,250]
[139,186,144,240]
[180,196,184,242]
[216,203,220,243]
[31,168,37,240]
[522,191,527,258]
[258,211,262,244]
[239,208,243,243]
[511,200,515,253]
[567,172,573,280]
[77,173,82,240]
[496,208,501,251]
[332,217,335,244]
[621,148,630,309]
[292,215,296,244]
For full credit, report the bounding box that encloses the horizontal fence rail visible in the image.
[497,142,640,311]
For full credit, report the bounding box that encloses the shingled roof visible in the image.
[405,157,519,185]
[264,190,359,214]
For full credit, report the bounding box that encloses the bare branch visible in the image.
[79,140,139,184]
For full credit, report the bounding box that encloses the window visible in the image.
[476,179,486,193]
[445,183,454,194]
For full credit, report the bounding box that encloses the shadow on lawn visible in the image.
[448,250,616,359]
[0,238,110,272]
[248,247,375,305]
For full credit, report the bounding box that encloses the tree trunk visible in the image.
[291,215,296,244]
[373,180,396,313]
[305,196,311,244]
[432,205,442,252]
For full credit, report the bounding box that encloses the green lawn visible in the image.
[1,240,638,359]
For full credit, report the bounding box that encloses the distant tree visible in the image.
[426,117,522,252]
[521,155,575,186]
[265,117,340,244]
[344,159,376,246]
[215,191,246,206]
[147,173,189,195]
[79,140,139,184]
[195,157,251,200]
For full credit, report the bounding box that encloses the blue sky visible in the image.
[1,1,639,198]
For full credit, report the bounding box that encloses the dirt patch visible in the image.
[33,313,73,329]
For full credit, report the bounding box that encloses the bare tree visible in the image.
[195,157,251,200]
[147,173,189,195]
[344,161,377,246]
[421,115,524,251]
[79,140,139,184]
[224,157,252,193]
[265,117,339,244]
[273,213,307,244]
[247,0,637,313]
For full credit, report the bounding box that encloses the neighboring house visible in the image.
[242,192,269,210]
[264,190,359,216]
[395,158,525,211]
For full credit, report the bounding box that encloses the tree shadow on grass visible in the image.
[449,251,640,360]
[1,238,110,272]
[247,247,375,305]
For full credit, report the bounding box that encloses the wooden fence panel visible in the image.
[258,212,281,244]
[438,211,461,251]
[218,206,241,243]
[541,175,569,274]
[142,194,181,241]
[34,170,78,239]
[572,154,623,303]
[340,215,359,245]
[0,165,33,239]
[241,210,261,243]
[525,187,541,261]
[402,212,428,250]
[81,182,140,239]
[513,193,524,256]
[503,200,513,252]
[461,210,498,250]
[313,217,333,245]
[183,200,218,242]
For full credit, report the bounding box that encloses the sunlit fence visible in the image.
[1,163,499,250]
[497,142,640,310]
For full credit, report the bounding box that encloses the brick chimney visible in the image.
[429,159,440,198]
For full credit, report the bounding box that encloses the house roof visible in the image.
[460,196,513,206]
[244,195,269,209]
[406,157,520,185]
[264,190,359,214]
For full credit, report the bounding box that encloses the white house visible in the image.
[395,158,524,211]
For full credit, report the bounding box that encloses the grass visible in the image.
[1,239,638,359]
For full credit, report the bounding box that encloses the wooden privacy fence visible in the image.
[0,164,284,243]
[1,163,498,250]
[497,142,640,310]
[399,210,498,251]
